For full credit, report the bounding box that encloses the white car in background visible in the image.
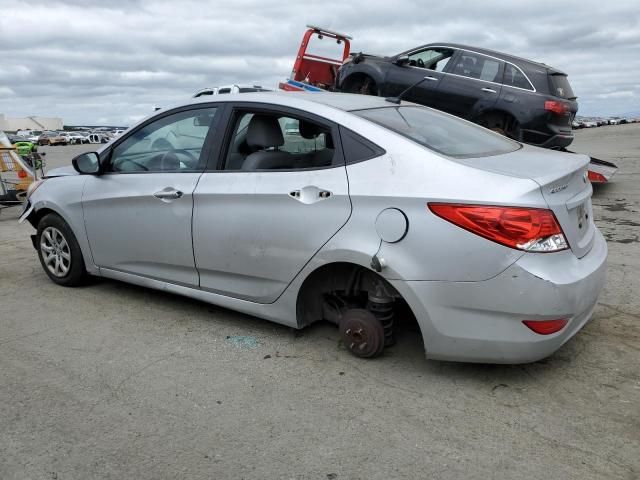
[192,84,271,98]
[67,133,90,144]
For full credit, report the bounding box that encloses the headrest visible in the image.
[246,115,284,148]
[299,120,322,139]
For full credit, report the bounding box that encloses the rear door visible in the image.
[383,47,455,106]
[435,50,504,118]
[192,104,351,303]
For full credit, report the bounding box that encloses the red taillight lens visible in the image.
[428,203,568,252]
[522,319,568,335]
[587,170,607,183]
[544,100,569,115]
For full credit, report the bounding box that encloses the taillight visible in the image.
[428,203,568,252]
[587,170,607,183]
[522,319,568,335]
[544,100,570,115]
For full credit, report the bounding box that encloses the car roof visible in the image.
[189,91,395,112]
[413,43,565,75]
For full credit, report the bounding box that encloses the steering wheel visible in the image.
[416,58,425,68]
[158,148,198,170]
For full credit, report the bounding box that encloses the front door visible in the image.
[435,50,504,118]
[383,47,455,106]
[193,106,351,303]
[83,106,220,287]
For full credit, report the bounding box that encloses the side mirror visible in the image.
[72,152,101,174]
[395,55,410,66]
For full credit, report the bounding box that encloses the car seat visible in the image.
[297,121,334,167]
[241,115,292,170]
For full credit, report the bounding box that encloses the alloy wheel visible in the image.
[40,226,71,278]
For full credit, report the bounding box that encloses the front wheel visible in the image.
[37,213,88,286]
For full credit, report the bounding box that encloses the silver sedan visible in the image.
[20,92,607,363]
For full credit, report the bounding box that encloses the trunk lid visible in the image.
[456,145,595,258]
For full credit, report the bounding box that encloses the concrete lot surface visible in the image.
[1,125,639,479]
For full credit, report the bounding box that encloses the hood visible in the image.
[45,165,78,177]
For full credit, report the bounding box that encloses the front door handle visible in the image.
[153,188,183,201]
[424,76,439,82]
[481,87,497,93]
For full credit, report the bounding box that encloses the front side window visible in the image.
[223,110,336,171]
[451,52,502,82]
[407,48,454,72]
[354,106,519,158]
[108,108,218,173]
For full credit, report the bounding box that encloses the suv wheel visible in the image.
[478,113,522,141]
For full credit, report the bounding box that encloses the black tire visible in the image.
[339,308,385,358]
[344,76,378,96]
[477,113,521,141]
[36,213,87,287]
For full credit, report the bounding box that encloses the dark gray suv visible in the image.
[337,43,578,149]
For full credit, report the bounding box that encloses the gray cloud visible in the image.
[0,0,638,124]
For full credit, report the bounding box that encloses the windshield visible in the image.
[353,106,520,158]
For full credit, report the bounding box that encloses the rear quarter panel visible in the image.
[318,116,549,281]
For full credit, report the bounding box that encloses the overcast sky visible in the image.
[1,0,639,125]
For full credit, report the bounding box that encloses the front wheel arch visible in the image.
[340,73,380,96]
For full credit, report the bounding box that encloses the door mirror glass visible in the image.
[72,152,100,174]
[395,55,409,66]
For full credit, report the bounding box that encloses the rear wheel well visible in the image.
[296,262,406,328]
[340,73,378,96]
[475,110,521,140]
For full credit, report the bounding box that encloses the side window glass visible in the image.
[451,53,502,82]
[408,48,454,71]
[340,127,386,164]
[224,112,336,171]
[503,64,533,90]
[109,108,217,173]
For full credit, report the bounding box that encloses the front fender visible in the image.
[337,61,389,91]
[26,176,99,275]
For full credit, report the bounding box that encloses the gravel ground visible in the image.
[1,125,639,480]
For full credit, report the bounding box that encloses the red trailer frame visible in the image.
[280,25,352,91]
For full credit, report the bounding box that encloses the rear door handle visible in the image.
[153,188,183,201]
[288,186,332,204]
[481,87,497,93]
[424,76,439,82]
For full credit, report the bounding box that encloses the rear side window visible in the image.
[450,52,502,82]
[549,74,576,100]
[354,106,519,158]
[503,64,533,90]
[340,127,385,164]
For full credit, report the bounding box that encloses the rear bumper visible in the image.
[391,229,607,364]
[522,129,574,149]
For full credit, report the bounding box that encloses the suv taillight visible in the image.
[544,100,570,115]
[428,203,568,252]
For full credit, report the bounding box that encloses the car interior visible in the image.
[224,112,335,171]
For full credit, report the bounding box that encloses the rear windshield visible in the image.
[353,106,520,158]
[549,74,576,100]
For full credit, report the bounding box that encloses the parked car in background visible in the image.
[38,131,68,146]
[193,84,271,98]
[66,132,90,144]
[21,92,607,364]
[88,132,110,144]
[8,135,38,155]
[337,43,578,149]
